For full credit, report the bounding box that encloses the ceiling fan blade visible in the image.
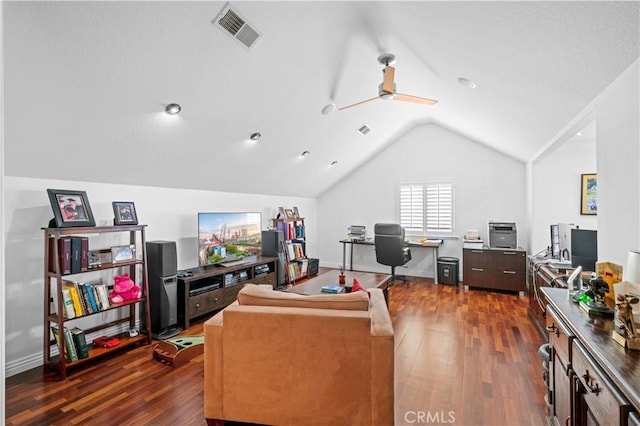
[394,93,439,105]
[338,96,380,111]
[382,65,395,94]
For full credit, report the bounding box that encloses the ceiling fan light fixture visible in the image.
[165,103,182,115]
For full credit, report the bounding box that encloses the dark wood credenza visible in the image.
[542,287,640,425]
[177,256,278,329]
[462,247,526,293]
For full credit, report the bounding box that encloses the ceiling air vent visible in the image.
[214,5,261,50]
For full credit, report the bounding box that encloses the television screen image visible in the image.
[198,212,262,267]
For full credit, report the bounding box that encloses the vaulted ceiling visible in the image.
[4,1,639,197]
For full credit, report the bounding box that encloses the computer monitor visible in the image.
[558,223,576,261]
[571,229,597,272]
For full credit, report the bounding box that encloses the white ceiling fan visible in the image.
[339,53,438,111]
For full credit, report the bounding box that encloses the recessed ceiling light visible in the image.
[301,150,310,157]
[457,77,476,89]
[358,124,371,135]
[330,160,338,166]
[321,103,336,115]
[165,103,182,114]
[250,132,261,141]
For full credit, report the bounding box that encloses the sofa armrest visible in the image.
[368,288,395,426]
[204,308,226,419]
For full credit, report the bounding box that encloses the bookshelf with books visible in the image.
[272,215,307,284]
[43,225,152,378]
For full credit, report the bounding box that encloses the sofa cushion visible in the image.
[237,283,369,311]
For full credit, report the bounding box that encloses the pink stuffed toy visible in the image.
[109,273,141,304]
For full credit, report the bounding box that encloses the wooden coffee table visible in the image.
[286,270,391,303]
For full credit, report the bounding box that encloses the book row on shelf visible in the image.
[277,221,305,241]
[285,241,305,261]
[49,235,137,274]
[60,279,115,318]
[50,324,89,363]
[288,259,309,282]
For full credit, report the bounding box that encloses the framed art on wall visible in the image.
[580,173,597,215]
[47,189,96,228]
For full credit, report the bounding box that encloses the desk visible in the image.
[339,238,442,284]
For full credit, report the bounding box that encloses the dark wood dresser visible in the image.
[542,287,639,425]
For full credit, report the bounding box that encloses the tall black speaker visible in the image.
[262,230,285,287]
[145,240,180,339]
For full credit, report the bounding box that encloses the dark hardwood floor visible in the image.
[6,276,548,425]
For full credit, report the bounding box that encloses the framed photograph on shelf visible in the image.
[112,201,138,225]
[88,250,102,269]
[278,207,285,219]
[292,207,300,219]
[580,173,598,215]
[46,189,96,228]
[111,245,136,263]
[285,209,295,219]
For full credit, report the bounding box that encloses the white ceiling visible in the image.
[4,1,639,197]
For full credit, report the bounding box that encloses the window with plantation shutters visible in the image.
[399,183,424,233]
[399,181,454,235]
[425,182,453,233]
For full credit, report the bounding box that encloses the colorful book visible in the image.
[321,285,343,294]
[85,282,99,312]
[63,327,79,362]
[49,237,72,275]
[95,284,111,310]
[78,283,94,314]
[61,287,76,319]
[51,325,78,363]
[70,327,89,359]
[62,281,84,317]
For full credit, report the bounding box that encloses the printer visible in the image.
[488,221,517,249]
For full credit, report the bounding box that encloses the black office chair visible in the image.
[374,223,412,284]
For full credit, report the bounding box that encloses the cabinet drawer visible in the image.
[493,269,526,291]
[463,266,487,287]
[189,288,225,319]
[572,340,630,425]
[463,248,488,266]
[493,250,525,269]
[251,272,276,287]
[546,306,573,367]
[223,284,243,305]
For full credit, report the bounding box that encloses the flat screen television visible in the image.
[198,212,262,267]
[571,229,597,272]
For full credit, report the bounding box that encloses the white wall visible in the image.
[3,176,316,376]
[531,137,597,253]
[595,59,640,263]
[529,59,639,268]
[317,123,527,277]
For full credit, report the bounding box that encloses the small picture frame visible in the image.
[88,250,102,269]
[278,207,285,219]
[285,209,295,219]
[111,245,135,263]
[112,201,138,225]
[292,207,300,219]
[47,189,96,228]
